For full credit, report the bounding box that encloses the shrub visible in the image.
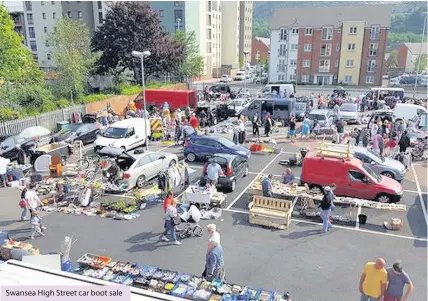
[0,107,20,122]
[57,98,70,108]
[117,84,141,95]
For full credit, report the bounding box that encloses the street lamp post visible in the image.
[177,18,181,31]
[132,50,151,150]
[414,12,427,94]
[267,50,271,84]
[244,50,249,94]
[256,50,260,85]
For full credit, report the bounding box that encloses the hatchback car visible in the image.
[184,136,251,162]
[338,103,359,124]
[0,135,36,160]
[220,75,232,83]
[98,147,178,189]
[202,154,249,191]
[308,109,334,128]
[51,123,100,145]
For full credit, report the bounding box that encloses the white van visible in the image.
[394,103,428,128]
[261,84,295,97]
[94,118,151,152]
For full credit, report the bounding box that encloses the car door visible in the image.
[133,154,155,180]
[232,157,245,178]
[204,139,222,158]
[191,138,209,159]
[148,153,167,176]
[0,136,18,159]
[346,170,373,199]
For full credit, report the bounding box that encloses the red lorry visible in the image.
[134,89,198,111]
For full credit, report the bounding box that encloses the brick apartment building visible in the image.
[269,5,392,86]
[397,43,428,73]
[251,37,270,65]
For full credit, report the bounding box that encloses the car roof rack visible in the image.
[316,142,353,161]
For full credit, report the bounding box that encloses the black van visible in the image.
[241,98,296,125]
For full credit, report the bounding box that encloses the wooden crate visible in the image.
[248,195,293,230]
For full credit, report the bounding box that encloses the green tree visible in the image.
[414,55,427,73]
[387,32,424,46]
[0,4,44,85]
[172,31,204,78]
[252,19,270,38]
[239,56,244,69]
[48,17,99,101]
[386,50,398,68]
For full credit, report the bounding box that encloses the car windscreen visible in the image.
[366,148,385,163]
[295,103,306,110]
[309,114,326,121]
[103,127,128,138]
[208,156,228,167]
[217,137,235,148]
[340,104,357,112]
[229,101,243,107]
[363,164,381,182]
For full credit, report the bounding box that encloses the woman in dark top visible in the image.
[398,131,410,153]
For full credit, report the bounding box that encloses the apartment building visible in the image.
[397,43,428,73]
[22,1,108,71]
[239,1,253,64]
[269,5,392,86]
[151,1,221,78]
[251,37,270,65]
[3,1,27,44]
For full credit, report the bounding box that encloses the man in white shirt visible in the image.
[25,183,43,211]
[0,156,10,188]
[207,224,220,248]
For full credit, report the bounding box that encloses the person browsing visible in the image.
[384,262,413,301]
[262,174,273,197]
[282,168,295,185]
[359,258,388,301]
[206,161,223,186]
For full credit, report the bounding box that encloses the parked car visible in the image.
[51,123,100,145]
[220,75,232,83]
[201,154,249,191]
[227,98,249,116]
[245,72,252,79]
[98,147,178,189]
[234,71,246,81]
[308,109,334,128]
[184,135,251,162]
[294,99,311,121]
[300,150,403,203]
[338,103,359,124]
[0,135,36,160]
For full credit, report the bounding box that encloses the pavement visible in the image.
[1,126,427,301]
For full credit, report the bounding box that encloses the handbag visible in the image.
[172,216,181,226]
[19,199,27,208]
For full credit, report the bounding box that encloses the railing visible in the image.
[319,66,330,73]
[0,105,86,136]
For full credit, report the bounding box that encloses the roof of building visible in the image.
[270,5,393,29]
[254,37,270,48]
[404,43,428,55]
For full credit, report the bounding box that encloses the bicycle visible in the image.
[76,154,101,171]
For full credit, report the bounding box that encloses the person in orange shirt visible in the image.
[190,113,198,129]
[359,258,388,301]
[163,191,174,213]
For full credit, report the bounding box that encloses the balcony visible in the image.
[319,66,330,73]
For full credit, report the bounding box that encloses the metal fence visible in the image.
[0,105,86,136]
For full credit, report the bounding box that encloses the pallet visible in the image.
[249,213,290,230]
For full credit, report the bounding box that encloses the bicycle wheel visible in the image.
[76,159,90,170]
[85,170,95,180]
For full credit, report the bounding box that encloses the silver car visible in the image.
[352,147,406,181]
[338,103,359,124]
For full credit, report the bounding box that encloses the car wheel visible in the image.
[310,185,323,194]
[186,153,196,162]
[229,180,236,192]
[381,171,395,179]
[121,146,126,152]
[136,175,146,188]
[169,159,176,167]
[244,166,249,177]
[376,193,391,203]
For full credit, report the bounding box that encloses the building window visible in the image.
[207,42,212,53]
[98,12,103,23]
[278,59,286,72]
[42,12,46,19]
[290,44,298,51]
[51,1,55,4]
[335,59,339,67]
[305,28,313,35]
[319,59,330,72]
[207,28,212,39]
[289,74,296,81]
[279,44,287,56]
[348,43,356,51]
[366,75,375,84]
[30,40,37,52]
[207,1,212,12]
[349,27,357,34]
[301,74,309,82]
[289,59,297,66]
[279,28,287,41]
[304,44,312,52]
[98,1,102,9]
[277,74,285,81]
[174,1,181,6]
[321,27,333,40]
[25,1,32,11]
[291,28,298,34]
[78,11,83,19]
[47,53,51,60]
[346,59,354,67]
[67,11,72,18]
[159,10,164,17]
[367,60,376,72]
[53,12,56,19]
[28,27,36,38]
[369,43,378,56]
[370,25,380,40]
[336,44,340,52]
[303,60,310,67]
[44,26,48,33]
[41,1,44,5]
[26,13,34,25]
[344,75,352,83]
[320,44,331,56]
[45,40,49,47]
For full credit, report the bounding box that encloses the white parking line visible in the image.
[226,152,282,210]
[223,208,428,242]
[411,165,428,227]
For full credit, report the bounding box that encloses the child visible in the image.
[385,136,398,157]
[30,211,46,239]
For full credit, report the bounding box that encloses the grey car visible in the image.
[352,147,406,181]
[338,103,359,124]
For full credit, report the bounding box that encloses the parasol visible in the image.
[18,126,51,139]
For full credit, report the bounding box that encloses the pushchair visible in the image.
[176,204,203,239]
[279,147,309,167]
